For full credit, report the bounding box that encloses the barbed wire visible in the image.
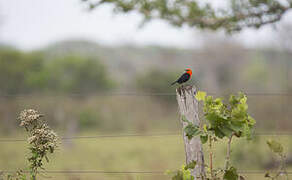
[0,92,292,98]
[1,170,292,175]
[1,132,291,142]
[0,132,180,142]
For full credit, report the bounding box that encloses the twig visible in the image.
[209,136,214,179]
[224,134,234,170]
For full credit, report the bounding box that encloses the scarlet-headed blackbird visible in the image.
[171,68,192,85]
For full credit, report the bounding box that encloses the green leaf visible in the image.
[223,167,238,180]
[247,115,256,126]
[231,105,246,121]
[171,165,194,180]
[203,124,208,132]
[205,113,224,127]
[184,124,201,140]
[267,139,283,155]
[239,93,247,103]
[230,121,244,132]
[184,160,196,170]
[200,135,208,144]
[172,170,183,180]
[205,96,213,104]
[195,91,206,101]
[182,115,189,123]
[214,127,225,139]
[229,94,238,106]
[241,123,254,140]
[214,98,223,106]
[221,125,234,137]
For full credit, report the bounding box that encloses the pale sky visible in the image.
[0,0,291,50]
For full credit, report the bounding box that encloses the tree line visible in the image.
[0,47,177,96]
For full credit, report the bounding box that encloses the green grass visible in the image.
[0,133,291,180]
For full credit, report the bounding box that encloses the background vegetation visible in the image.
[0,38,292,179]
[1,0,292,178]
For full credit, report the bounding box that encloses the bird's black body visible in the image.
[171,73,191,85]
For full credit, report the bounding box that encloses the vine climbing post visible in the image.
[176,85,205,179]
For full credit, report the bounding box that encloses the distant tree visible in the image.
[136,69,178,93]
[0,48,24,94]
[0,48,44,94]
[82,0,292,32]
[135,69,179,103]
[44,55,115,93]
[0,48,114,94]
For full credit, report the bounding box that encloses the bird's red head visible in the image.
[185,68,192,76]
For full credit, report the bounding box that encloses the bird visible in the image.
[171,68,192,85]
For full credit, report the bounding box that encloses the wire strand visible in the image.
[1,92,292,98]
[1,132,292,142]
[1,170,292,175]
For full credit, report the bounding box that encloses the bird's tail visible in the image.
[171,81,177,86]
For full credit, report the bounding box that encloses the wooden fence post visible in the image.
[176,85,205,179]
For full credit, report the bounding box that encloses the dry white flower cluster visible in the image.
[27,124,58,153]
[19,109,43,130]
[19,109,58,150]
[18,109,58,177]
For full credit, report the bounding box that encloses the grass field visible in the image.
[1,132,291,180]
[0,95,291,179]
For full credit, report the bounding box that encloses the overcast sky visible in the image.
[0,0,291,50]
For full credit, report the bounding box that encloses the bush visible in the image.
[135,69,180,103]
[0,48,45,94]
[136,69,178,93]
[79,109,103,130]
[44,55,115,93]
[0,48,114,94]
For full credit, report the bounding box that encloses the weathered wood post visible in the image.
[176,85,205,179]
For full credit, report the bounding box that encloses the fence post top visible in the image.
[176,85,197,97]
